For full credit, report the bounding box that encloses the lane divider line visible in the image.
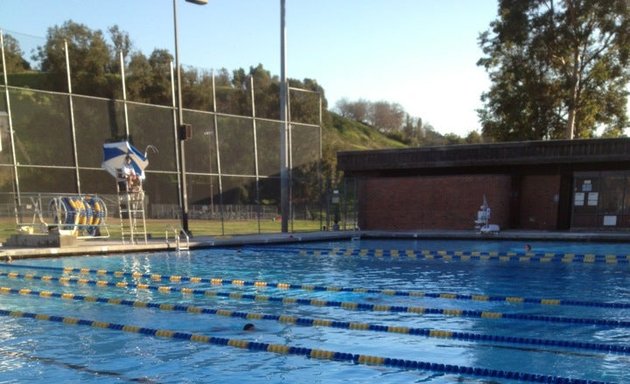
[1,271,628,328]
[1,263,626,310]
[0,307,615,384]
[246,246,630,265]
[3,285,626,355]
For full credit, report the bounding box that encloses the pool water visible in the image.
[0,239,628,383]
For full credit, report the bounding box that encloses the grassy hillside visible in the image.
[318,112,408,182]
[324,112,406,152]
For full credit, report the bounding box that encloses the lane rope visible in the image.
[2,285,627,355]
[1,271,628,328]
[245,246,630,265]
[2,263,626,310]
[0,307,615,384]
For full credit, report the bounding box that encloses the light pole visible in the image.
[279,0,289,232]
[173,0,207,235]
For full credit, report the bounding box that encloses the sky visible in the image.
[1,0,499,137]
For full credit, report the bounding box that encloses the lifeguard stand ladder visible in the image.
[117,187,147,245]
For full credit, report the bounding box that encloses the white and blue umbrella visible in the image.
[102,141,149,180]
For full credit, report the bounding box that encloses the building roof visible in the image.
[337,138,630,176]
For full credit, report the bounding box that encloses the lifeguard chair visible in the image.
[102,141,150,244]
[474,195,500,234]
[116,169,147,244]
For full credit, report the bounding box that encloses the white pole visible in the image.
[120,50,130,138]
[173,0,190,234]
[65,40,81,194]
[1,30,22,223]
[279,0,289,232]
[211,71,225,236]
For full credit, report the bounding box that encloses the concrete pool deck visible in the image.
[1,229,629,261]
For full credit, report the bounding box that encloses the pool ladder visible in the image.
[165,225,190,251]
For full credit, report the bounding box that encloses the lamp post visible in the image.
[173,0,207,235]
[279,0,289,233]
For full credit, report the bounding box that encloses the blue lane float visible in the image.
[245,246,630,265]
[0,307,616,384]
[1,263,627,310]
[1,285,627,355]
[1,270,628,329]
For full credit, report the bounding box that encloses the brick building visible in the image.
[337,138,630,231]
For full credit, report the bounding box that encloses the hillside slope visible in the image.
[324,112,406,151]
[320,112,407,180]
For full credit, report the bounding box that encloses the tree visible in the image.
[36,20,113,97]
[443,133,465,145]
[126,51,153,103]
[212,67,234,113]
[108,25,132,73]
[335,98,369,123]
[335,99,405,132]
[249,64,278,119]
[478,0,630,140]
[178,67,214,111]
[1,33,31,73]
[145,49,174,105]
[228,67,251,115]
[289,77,324,125]
[465,130,485,144]
[370,101,405,133]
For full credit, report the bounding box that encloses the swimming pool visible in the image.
[0,239,627,383]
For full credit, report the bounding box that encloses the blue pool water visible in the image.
[0,239,628,383]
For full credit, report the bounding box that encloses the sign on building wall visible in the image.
[574,180,599,207]
[603,215,617,226]
[574,192,585,206]
[587,192,599,206]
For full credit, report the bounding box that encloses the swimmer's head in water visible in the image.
[243,323,255,331]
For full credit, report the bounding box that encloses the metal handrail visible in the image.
[165,225,189,251]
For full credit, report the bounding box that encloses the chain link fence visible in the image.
[0,84,325,238]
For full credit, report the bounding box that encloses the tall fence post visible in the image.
[287,86,294,232]
[1,30,22,224]
[64,40,81,194]
[318,93,323,231]
[120,50,130,138]
[170,61,183,211]
[211,71,225,236]
[250,76,261,234]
